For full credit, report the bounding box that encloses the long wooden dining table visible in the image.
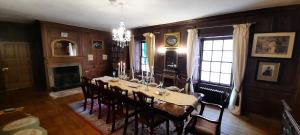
[92,76,199,135]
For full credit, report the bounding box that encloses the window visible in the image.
[141,42,149,72]
[200,37,233,86]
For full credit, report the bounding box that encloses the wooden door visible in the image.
[0,42,33,91]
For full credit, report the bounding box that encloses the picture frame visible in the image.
[92,40,104,49]
[164,32,180,48]
[256,62,280,82]
[251,32,295,58]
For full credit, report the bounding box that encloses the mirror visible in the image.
[164,50,177,71]
[51,39,78,57]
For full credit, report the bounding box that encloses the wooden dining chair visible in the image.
[81,76,98,114]
[110,86,137,134]
[184,92,230,135]
[133,91,169,135]
[95,79,116,123]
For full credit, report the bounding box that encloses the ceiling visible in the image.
[0,0,299,31]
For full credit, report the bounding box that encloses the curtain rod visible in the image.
[193,22,256,30]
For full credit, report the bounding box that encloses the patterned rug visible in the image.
[67,100,179,135]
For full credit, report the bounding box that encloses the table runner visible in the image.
[92,76,198,108]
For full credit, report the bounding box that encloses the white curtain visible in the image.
[129,35,135,78]
[186,29,199,94]
[143,33,155,76]
[229,23,251,115]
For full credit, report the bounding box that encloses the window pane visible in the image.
[212,40,223,50]
[211,62,221,72]
[142,58,148,65]
[222,51,232,62]
[220,73,231,85]
[223,39,233,50]
[212,51,222,61]
[201,61,211,71]
[202,51,212,61]
[221,63,232,73]
[210,72,220,83]
[203,40,212,50]
[201,71,210,81]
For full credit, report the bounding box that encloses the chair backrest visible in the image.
[111,86,128,101]
[81,76,91,84]
[200,91,230,126]
[95,79,112,99]
[281,100,300,135]
[81,76,92,98]
[133,91,154,114]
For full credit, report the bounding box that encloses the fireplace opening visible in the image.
[52,66,81,91]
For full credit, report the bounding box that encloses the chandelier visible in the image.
[112,21,131,48]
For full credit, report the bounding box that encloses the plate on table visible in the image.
[109,78,119,82]
[127,83,140,88]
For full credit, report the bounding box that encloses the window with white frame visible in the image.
[200,37,233,86]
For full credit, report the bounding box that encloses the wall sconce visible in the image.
[158,47,166,54]
[176,48,186,54]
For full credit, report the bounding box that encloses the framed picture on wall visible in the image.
[256,62,280,82]
[164,32,180,48]
[92,40,104,49]
[251,32,295,58]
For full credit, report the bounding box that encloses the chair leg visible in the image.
[112,104,116,132]
[134,114,138,135]
[106,104,111,123]
[123,116,128,135]
[90,98,94,114]
[98,98,101,119]
[166,120,169,135]
[150,127,154,135]
[83,98,87,111]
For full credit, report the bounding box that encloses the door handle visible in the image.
[1,68,8,72]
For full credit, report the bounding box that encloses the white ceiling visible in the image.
[0,0,299,31]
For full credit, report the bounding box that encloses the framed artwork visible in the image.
[92,40,104,49]
[164,32,180,48]
[251,32,295,58]
[257,62,280,82]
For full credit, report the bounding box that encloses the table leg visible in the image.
[173,120,184,135]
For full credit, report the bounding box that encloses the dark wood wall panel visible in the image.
[40,22,111,89]
[133,5,300,117]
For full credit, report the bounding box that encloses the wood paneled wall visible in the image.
[133,5,300,117]
[40,22,111,89]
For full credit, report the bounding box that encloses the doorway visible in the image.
[0,42,33,92]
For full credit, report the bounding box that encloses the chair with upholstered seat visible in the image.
[110,86,137,134]
[133,91,169,135]
[95,79,116,123]
[184,92,229,135]
[81,76,99,114]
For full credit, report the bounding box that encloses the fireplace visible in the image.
[48,64,82,91]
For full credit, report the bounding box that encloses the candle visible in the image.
[120,61,123,75]
[118,62,120,76]
[123,63,126,75]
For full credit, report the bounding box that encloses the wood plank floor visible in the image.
[0,88,280,135]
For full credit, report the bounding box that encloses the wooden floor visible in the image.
[0,88,280,135]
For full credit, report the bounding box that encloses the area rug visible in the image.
[67,100,178,135]
[49,87,82,99]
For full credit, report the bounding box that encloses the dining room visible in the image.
[0,0,300,135]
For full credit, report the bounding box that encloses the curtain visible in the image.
[129,35,135,78]
[186,29,199,94]
[143,33,155,75]
[229,23,251,115]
